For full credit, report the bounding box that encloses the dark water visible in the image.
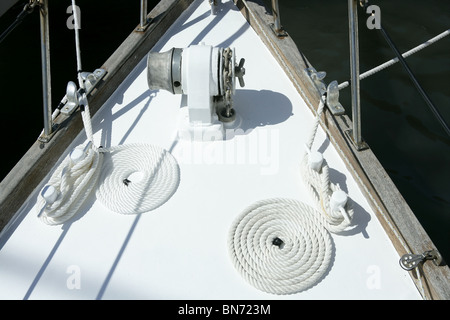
[0,1,449,261]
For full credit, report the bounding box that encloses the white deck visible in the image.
[0,0,421,299]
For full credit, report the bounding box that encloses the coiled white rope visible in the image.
[37,142,103,225]
[338,29,450,90]
[228,94,354,293]
[37,141,180,222]
[301,96,354,233]
[37,0,179,223]
[228,198,333,295]
[95,143,180,215]
[300,155,354,233]
[37,89,104,225]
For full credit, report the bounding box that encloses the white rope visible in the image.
[37,142,103,225]
[95,143,180,215]
[301,96,354,233]
[37,0,102,225]
[72,0,95,146]
[300,155,354,233]
[338,29,450,90]
[237,0,427,297]
[228,198,333,295]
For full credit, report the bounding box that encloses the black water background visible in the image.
[0,0,448,261]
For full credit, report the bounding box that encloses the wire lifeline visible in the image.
[342,0,449,138]
[378,25,450,137]
[0,1,38,44]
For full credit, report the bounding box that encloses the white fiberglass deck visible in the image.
[0,0,421,299]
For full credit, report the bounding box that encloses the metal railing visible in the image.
[347,0,366,150]
[34,0,151,142]
[39,0,53,142]
[269,0,287,38]
[23,0,450,144]
[137,0,150,31]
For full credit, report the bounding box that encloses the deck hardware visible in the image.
[37,185,58,218]
[209,0,218,15]
[400,250,443,271]
[307,151,324,173]
[63,81,80,115]
[38,0,53,143]
[60,69,106,116]
[136,0,150,31]
[344,129,369,151]
[272,237,284,248]
[307,67,327,95]
[147,44,245,140]
[234,58,246,88]
[330,187,351,223]
[347,0,364,151]
[269,0,288,38]
[40,185,58,206]
[326,81,345,116]
[358,0,369,8]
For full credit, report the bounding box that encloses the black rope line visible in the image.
[0,1,38,44]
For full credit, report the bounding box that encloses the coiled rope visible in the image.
[37,0,102,225]
[228,96,354,294]
[301,96,354,233]
[228,198,333,295]
[37,0,179,223]
[237,0,430,298]
[37,142,103,225]
[95,143,180,215]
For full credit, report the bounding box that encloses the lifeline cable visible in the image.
[338,29,450,90]
[0,1,38,44]
[378,25,450,137]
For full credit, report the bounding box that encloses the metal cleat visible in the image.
[307,67,327,95]
[326,80,345,116]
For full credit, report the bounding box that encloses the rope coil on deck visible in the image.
[37,0,180,223]
[95,143,180,215]
[301,96,354,233]
[37,142,103,225]
[300,155,354,233]
[228,198,333,295]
